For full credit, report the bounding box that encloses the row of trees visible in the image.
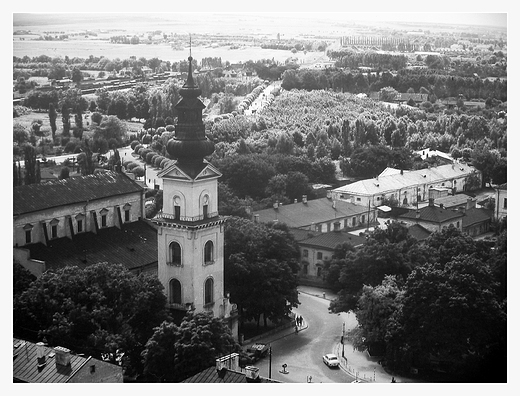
[324,223,506,381]
[281,68,507,102]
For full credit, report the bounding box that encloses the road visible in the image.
[251,292,352,383]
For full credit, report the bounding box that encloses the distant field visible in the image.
[13,39,324,64]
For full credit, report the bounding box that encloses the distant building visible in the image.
[252,195,377,233]
[298,225,366,286]
[13,338,123,383]
[494,183,507,220]
[332,164,480,208]
[398,198,464,233]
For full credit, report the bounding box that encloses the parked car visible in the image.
[322,353,340,367]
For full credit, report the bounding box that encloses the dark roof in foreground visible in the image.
[13,171,143,215]
[299,230,367,250]
[22,221,158,273]
[182,366,280,383]
[13,338,122,383]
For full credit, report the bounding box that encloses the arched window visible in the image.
[204,240,214,264]
[169,241,182,265]
[173,196,181,220]
[204,278,214,305]
[202,194,209,219]
[169,279,182,304]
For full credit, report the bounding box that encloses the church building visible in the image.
[151,55,238,337]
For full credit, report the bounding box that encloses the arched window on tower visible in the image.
[173,196,181,220]
[169,241,182,265]
[204,278,214,306]
[202,194,209,219]
[204,240,214,264]
[169,279,182,305]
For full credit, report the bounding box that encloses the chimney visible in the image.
[333,221,341,232]
[302,195,307,204]
[326,190,332,199]
[36,342,46,359]
[428,198,435,207]
[273,202,278,210]
[245,366,261,382]
[439,203,444,209]
[253,214,259,223]
[400,169,403,175]
[54,346,71,367]
[216,353,240,372]
[416,210,421,219]
[294,199,298,204]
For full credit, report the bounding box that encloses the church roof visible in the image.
[13,171,143,215]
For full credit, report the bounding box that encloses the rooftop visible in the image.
[399,204,465,223]
[13,171,143,215]
[299,230,367,250]
[22,220,158,273]
[407,224,432,241]
[462,208,493,228]
[181,366,280,383]
[253,197,368,229]
[334,164,477,197]
[13,338,122,383]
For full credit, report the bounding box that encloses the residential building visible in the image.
[13,171,153,277]
[151,55,238,337]
[332,164,480,208]
[298,224,366,286]
[252,194,378,233]
[494,183,507,220]
[13,338,123,383]
[398,198,465,233]
[462,208,493,237]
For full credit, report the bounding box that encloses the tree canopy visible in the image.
[13,262,168,375]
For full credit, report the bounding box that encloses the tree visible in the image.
[49,103,57,140]
[94,115,127,145]
[13,261,36,297]
[379,86,399,102]
[224,217,300,329]
[388,255,506,381]
[23,144,40,185]
[61,104,71,137]
[13,123,30,145]
[59,167,70,179]
[142,312,238,382]
[77,140,95,176]
[71,67,83,85]
[14,262,168,376]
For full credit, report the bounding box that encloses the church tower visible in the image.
[152,55,238,337]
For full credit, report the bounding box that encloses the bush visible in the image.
[130,140,140,150]
[160,158,170,168]
[91,111,103,125]
[132,166,145,178]
[126,162,139,170]
[64,141,77,153]
[153,156,165,168]
[61,136,70,147]
[134,144,144,154]
[108,138,118,149]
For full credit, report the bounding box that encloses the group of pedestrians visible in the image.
[295,315,303,327]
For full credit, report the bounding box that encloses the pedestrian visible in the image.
[391,377,396,383]
[300,316,303,326]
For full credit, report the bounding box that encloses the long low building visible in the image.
[332,163,481,208]
[252,195,378,233]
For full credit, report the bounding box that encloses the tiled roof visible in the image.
[253,198,368,229]
[182,366,279,383]
[13,171,143,215]
[13,338,121,383]
[407,224,432,241]
[462,208,493,228]
[333,164,476,196]
[23,221,158,273]
[299,231,366,250]
[399,205,464,223]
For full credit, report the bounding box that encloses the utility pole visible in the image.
[269,345,272,379]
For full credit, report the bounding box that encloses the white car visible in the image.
[322,353,340,367]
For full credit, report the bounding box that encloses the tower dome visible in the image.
[167,55,214,164]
